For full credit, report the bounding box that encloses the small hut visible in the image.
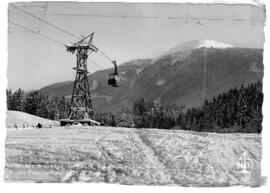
[115,118,135,128]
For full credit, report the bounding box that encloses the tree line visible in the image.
[6,81,263,133]
[132,81,263,133]
[6,89,119,126]
[7,89,69,120]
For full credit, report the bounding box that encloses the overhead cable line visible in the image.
[11,21,114,69]
[9,21,66,46]
[37,2,48,33]
[16,3,48,8]
[10,21,109,71]
[53,13,159,19]
[52,12,264,24]
[10,4,116,69]
[10,4,80,39]
[89,59,105,69]
[99,50,114,62]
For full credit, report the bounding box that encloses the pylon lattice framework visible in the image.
[66,33,98,120]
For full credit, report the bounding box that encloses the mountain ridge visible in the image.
[161,40,235,57]
[39,40,263,113]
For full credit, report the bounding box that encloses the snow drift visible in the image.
[6,110,59,128]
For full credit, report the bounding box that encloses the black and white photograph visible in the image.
[1,0,269,189]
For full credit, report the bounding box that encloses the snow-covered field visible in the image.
[5,126,262,186]
[6,111,59,128]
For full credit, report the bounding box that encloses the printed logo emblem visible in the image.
[236,151,253,174]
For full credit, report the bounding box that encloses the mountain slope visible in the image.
[39,41,263,113]
[6,110,59,128]
[135,47,263,108]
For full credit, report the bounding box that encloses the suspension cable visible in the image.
[9,21,66,46]
[10,4,80,40]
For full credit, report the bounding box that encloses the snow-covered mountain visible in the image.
[40,41,263,113]
[162,40,235,56]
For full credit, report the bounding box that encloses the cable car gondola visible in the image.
[108,60,119,87]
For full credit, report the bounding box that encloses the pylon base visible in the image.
[60,119,100,126]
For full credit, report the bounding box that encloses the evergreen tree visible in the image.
[132,81,263,133]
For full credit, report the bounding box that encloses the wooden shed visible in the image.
[115,118,135,128]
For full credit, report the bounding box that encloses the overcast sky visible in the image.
[8,2,265,90]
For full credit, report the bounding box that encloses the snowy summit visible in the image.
[163,40,235,56]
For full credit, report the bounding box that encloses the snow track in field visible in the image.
[133,130,173,184]
[5,126,262,186]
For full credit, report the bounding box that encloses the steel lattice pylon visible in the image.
[66,33,98,120]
